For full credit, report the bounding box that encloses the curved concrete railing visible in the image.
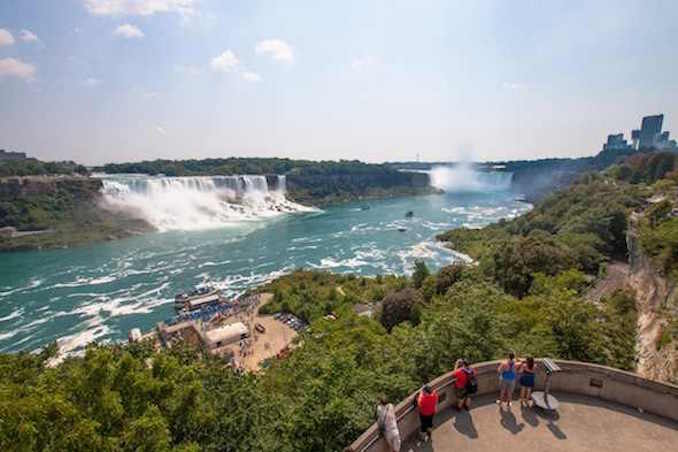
[346,360,678,452]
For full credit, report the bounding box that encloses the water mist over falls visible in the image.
[428,164,513,192]
[99,175,311,232]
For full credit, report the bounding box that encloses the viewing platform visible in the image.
[347,360,678,451]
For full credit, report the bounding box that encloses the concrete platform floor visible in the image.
[402,393,678,451]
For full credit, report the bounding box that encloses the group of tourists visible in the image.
[375,352,538,451]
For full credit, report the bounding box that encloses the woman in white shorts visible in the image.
[377,396,401,451]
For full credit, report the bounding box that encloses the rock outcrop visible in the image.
[0,175,103,199]
[627,212,678,383]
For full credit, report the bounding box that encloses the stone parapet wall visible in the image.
[346,360,678,452]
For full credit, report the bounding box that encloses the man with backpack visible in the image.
[452,359,477,411]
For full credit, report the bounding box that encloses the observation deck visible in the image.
[347,360,678,451]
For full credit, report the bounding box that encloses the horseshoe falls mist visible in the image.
[0,169,530,355]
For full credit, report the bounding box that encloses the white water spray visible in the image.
[428,163,513,192]
[99,174,312,232]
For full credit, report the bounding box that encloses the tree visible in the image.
[435,264,463,295]
[121,405,171,451]
[411,260,430,289]
[380,288,422,332]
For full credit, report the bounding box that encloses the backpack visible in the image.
[465,371,478,395]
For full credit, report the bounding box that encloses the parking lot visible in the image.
[273,312,307,332]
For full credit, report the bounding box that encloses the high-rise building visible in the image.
[631,129,640,150]
[638,114,664,149]
[603,133,631,151]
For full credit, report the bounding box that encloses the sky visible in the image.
[1,0,677,165]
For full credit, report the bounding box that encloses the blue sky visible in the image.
[1,0,677,165]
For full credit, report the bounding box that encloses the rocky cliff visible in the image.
[627,212,678,383]
[0,175,150,251]
[0,175,103,199]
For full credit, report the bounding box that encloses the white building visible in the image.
[205,322,249,348]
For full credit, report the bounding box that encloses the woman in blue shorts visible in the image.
[518,356,536,407]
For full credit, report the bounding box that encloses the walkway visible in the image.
[403,394,678,451]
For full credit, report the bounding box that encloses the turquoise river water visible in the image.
[0,170,529,355]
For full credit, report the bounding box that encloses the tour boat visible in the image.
[174,284,222,312]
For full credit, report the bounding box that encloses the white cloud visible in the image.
[351,56,377,72]
[241,71,262,82]
[19,29,39,42]
[143,91,159,98]
[84,0,196,16]
[0,29,14,46]
[84,77,102,87]
[255,39,294,63]
[210,50,239,72]
[156,126,167,135]
[113,24,144,39]
[0,58,35,80]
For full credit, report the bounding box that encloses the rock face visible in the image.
[627,212,678,383]
[0,175,152,251]
[0,176,103,200]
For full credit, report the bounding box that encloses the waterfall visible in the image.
[98,175,311,232]
[428,164,513,192]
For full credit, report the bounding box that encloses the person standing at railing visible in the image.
[517,356,536,407]
[452,358,477,411]
[376,396,401,452]
[496,351,517,408]
[416,384,439,443]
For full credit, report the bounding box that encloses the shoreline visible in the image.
[0,185,440,253]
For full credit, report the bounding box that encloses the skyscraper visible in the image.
[631,129,640,150]
[638,114,664,149]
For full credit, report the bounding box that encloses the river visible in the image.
[0,168,530,354]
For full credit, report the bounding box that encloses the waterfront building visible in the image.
[0,150,27,161]
[602,133,631,151]
[205,322,249,348]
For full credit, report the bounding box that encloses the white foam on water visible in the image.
[0,309,23,322]
[198,259,232,268]
[0,316,50,344]
[0,330,18,341]
[50,274,117,289]
[56,323,112,356]
[397,240,472,273]
[0,278,43,298]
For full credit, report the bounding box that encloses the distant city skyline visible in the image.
[1,1,678,165]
